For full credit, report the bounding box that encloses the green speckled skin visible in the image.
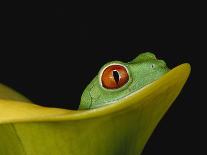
[79,52,170,109]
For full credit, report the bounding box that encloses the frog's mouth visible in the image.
[0,63,190,124]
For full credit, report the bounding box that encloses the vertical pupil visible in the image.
[113,70,120,84]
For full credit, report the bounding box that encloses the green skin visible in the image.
[79,52,170,109]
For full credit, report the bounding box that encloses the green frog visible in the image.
[79,52,169,109]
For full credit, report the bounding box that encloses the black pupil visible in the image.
[113,70,120,84]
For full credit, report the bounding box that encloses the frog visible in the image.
[79,52,170,109]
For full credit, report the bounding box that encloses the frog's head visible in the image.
[79,52,169,109]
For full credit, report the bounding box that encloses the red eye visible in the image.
[101,65,129,89]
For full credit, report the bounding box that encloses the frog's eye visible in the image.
[101,64,129,89]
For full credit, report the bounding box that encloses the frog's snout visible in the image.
[158,60,167,67]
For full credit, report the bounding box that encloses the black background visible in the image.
[1,3,205,154]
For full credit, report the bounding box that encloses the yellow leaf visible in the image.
[0,63,190,155]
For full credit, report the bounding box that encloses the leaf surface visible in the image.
[0,64,191,155]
